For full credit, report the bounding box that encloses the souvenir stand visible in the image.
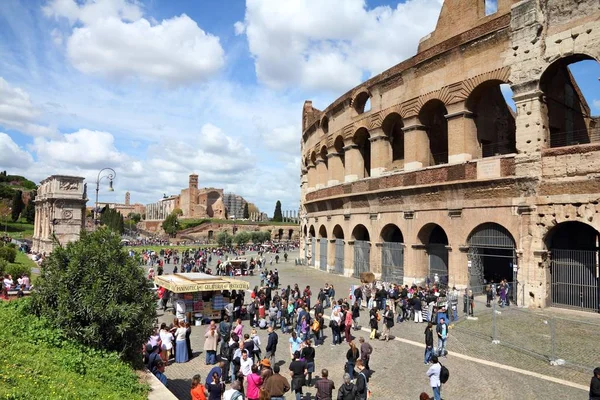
[154,273,249,325]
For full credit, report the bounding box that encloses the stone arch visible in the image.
[308,224,316,267]
[288,229,294,240]
[380,223,404,243]
[465,80,516,157]
[321,116,329,134]
[381,112,404,167]
[353,90,372,115]
[544,221,600,311]
[303,225,307,236]
[332,224,345,239]
[380,223,405,284]
[418,99,448,165]
[318,224,328,270]
[351,224,370,241]
[353,127,371,178]
[352,224,370,277]
[332,224,345,275]
[333,135,345,168]
[310,151,317,166]
[309,225,316,238]
[417,223,449,284]
[539,54,600,148]
[318,224,328,239]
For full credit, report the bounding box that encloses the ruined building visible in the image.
[299,0,600,312]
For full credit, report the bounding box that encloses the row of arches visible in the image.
[303,220,600,312]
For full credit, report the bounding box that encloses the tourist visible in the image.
[426,355,442,400]
[369,306,379,340]
[289,350,307,400]
[358,337,372,370]
[330,307,342,345]
[262,364,290,400]
[233,318,244,337]
[346,340,359,379]
[240,349,253,379]
[191,374,208,400]
[288,331,302,359]
[424,322,434,364]
[337,373,357,400]
[436,317,448,356]
[314,368,335,400]
[206,361,225,386]
[265,326,278,362]
[381,304,394,342]
[351,301,360,330]
[590,367,600,400]
[159,323,174,362]
[223,380,244,400]
[204,321,219,365]
[259,358,273,382]
[344,305,353,342]
[413,296,423,323]
[469,289,475,316]
[251,328,262,361]
[315,312,325,346]
[243,333,256,362]
[246,364,263,400]
[146,344,161,372]
[355,360,369,400]
[153,360,168,386]
[300,339,316,386]
[175,322,189,363]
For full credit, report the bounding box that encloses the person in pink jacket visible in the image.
[246,364,263,400]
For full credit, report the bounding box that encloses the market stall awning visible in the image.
[154,273,250,293]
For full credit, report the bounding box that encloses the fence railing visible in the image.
[452,293,600,372]
[550,126,600,148]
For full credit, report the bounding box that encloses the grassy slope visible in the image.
[2,220,34,239]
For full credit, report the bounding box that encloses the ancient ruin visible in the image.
[32,175,87,254]
[299,0,600,311]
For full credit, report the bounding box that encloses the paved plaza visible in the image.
[150,251,594,400]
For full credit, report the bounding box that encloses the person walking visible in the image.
[314,368,335,400]
[436,317,448,356]
[369,306,379,339]
[355,360,369,400]
[344,306,353,342]
[265,326,278,362]
[330,308,342,345]
[346,340,360,379]
[300,339,316,386]
[426,355,442,400]
[358,337,372,370]
[262,364,290,400]
[424,322,434,364]
[289,331,303,359]
[381,304,394,341]
[590,367,600,400]
[351,301,360,330]
[289,351,307,400]
[204,321,219,365]
[337,373,357,400]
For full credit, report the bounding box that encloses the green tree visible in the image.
[172,208,183,216]
[128,213,141,224]
[216,231,232,247]
[100,207,124,234]
[234,231,250,246]
[273,200,283,222]
[11,190,24,222]
[243,202,249,219]
[24,190,36,224]
[31,229,156,365]
[162,212,179,237]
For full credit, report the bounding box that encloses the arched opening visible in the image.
[332,224,345,275]
[540,55,600,148]
[208,230,214,241]
[334,135,345,169]
[419,100,448,165]
[321,116,329,134]
[354,91,371,115]
[318,225,328,271]
[319,145,328,184]
[418,223,449,286]
[353,128,371,178]
[352,224,370,278]
[546,221,599,311]
[467,223,517,300]
[380,224,405,284]
[466,80,516,157]
[309,225,316,267]
[278,228,284,241]
[288,229,293,240]
[382,112,404,168]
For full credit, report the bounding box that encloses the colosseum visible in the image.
[299,0,600,312]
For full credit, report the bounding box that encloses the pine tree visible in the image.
[11,190,24,222]
[273,200,283,222]
[243,202,249,219]
[24,191,36,224]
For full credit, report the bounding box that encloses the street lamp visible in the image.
[95,168,116,226]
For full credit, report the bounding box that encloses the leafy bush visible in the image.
[6,262,31,279]
[0,246,16,263]
[31,229,156,365]
[0,299,147,399]
[0,259,8,276]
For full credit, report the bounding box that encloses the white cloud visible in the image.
[43,0,225,84]
[0,77,56,137]
[593,99,600,111]
[261,125,300,155]
[237,0,443,92]
[0,133,34,169]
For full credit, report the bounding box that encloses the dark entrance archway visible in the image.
[380,224,404,284]
[419,100,448,166]
[332,225,345,275]
[419,224,449,285]
[309,225,316,267]
[352,224,370,278]
[467,223,517,298]
[319,225,328,271]
[547,222,599,311]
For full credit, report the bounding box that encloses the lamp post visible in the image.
[94,168,116,226]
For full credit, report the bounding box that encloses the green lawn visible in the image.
[14,250,38,274]
[1,220,34,239]
[179,218,298,229]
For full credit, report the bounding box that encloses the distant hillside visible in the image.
[0,171,37,200]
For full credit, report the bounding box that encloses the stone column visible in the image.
[315,160,327,189]
[307,165,316,191]
[328,238,336,273]
[513,87,548,154]
[345,240,355,277]
[369,127,391,177]
[343,144,363,182]
[446,106,479,163]
[373,242,384,278]
[402,117,430,171]
[326,152,344,186]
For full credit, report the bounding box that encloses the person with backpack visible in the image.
[355,360,370,400]
[369,305,379,340]
[426,355,448,400]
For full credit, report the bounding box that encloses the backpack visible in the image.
[376,312,381,322]
[312,319,320,332]
[440,364,450,384]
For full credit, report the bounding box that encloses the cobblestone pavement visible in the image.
[150,251,591,400]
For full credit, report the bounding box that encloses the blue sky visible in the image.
[0,0,598,215]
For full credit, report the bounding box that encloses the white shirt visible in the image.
[175,327,187,341]
[240,356,253,376]
[426,363,441,387]
[160,330,174,350]
[223,388,243,400]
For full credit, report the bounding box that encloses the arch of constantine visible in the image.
[299,0,600,311]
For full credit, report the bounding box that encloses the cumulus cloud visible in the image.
[237,0,443,92]
[261,125,300,155]
[0,77,56,137]
[0,133,34,169]
[43,0,225,84]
